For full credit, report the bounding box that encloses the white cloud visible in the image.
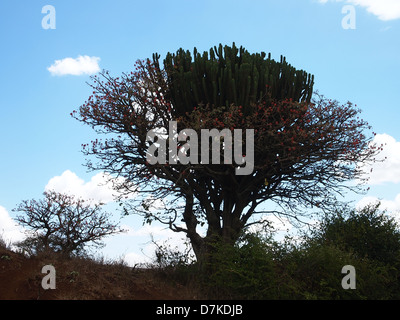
[47,55,100,76]
[352,0,400,21]
[359,133,400,185]
[0,206,26,245]
[318,0,400,21]
[356,194,400,226]
[357,195,400,212]
[45,170,125,203]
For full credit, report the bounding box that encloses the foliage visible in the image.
[204,232,280,299]
[281,241,399,299]
[307,203,400,265]
[158,205,400,299]
[13,190,122,257]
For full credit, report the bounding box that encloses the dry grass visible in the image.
[0,245,203,300]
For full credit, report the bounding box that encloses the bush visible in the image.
[145,203,400,299]
[282,242,399,299]
[199,204,400,299]
[203,232,282,299]
[287,203,400,299]
[308,203,400,265]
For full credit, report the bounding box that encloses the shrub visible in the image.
[288,203,400,299]
[146,203,400,299]
[309,203,400,265]
[203,232,282,299]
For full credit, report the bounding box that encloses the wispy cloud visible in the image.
[47,55,100,76]
[380,26,392,32]
[318,0,400,21]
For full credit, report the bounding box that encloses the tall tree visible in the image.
[73,43,379,263]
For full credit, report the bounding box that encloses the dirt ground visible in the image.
[0,247,197,300]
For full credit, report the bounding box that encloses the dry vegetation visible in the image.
[0,244,199,300]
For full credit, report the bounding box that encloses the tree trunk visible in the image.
[181,189,246,267]
[186,212,242,268]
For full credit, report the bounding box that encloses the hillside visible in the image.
[0,247,197,300]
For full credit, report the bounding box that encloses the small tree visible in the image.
[14,190,122,256]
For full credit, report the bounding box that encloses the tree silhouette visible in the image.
[14,191,122,256]
[73,43,379,263]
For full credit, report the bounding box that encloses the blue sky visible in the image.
[1,0,400,264]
